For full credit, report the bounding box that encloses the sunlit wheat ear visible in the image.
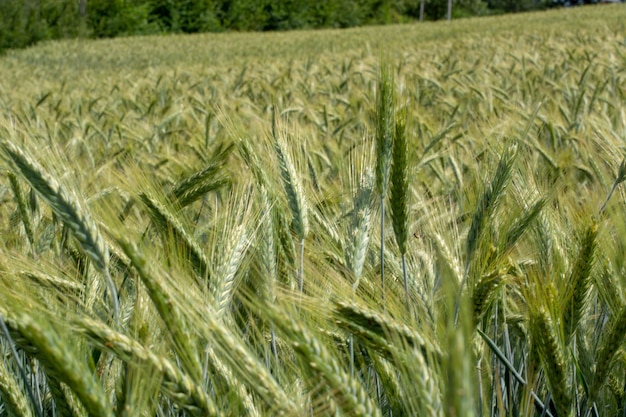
[211,191,255,320]
[466,143,518,268]
[375,62,395,198]
[271,121,308,292]
[344,167,374,290]
[194,312,299,416]
[45,375,83,417]
[0,140,119,319]
[530,309,571,417]
[205,346,260,417]
[272,124,308,243]
[74,316,218,415]
[258,186,278,296]
[272,306,381,417]
[333,300,440,358]
[471,269,505,320]
[379,342,442,417]
[561,222,596,344]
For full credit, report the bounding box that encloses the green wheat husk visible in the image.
[344,168,373,290]
[271,121,308,292]
[0,310,114,417]
[531,309,571,417]
[333,300,440,359]
[390,111,410,311]
[472,270,505,320]
[168,143,232,208]
[0,352,34,417]
[0,140,119,319]
[7,171,35,248]
[139,192,209,280]
[74,315,217,415]
[273,307,381,417]
[561,222,597,344]
[212,222,250,319]
[466,144,518,267]
[375,62,395,305]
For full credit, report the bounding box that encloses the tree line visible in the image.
[0,0,570,52]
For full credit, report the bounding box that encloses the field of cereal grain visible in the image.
[1,4,626,416]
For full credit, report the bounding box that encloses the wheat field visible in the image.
[0,4,626,417]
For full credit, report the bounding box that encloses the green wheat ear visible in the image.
[561,222,597,344]
[530,308,571,417]
[390,109,410,311]
[0,140,119,319]
[271,117,308,292]
[0,355,34,417]
[344,167,374,290]
[591,305,626,402]
[375,60,396,306]
[0,306,114,417]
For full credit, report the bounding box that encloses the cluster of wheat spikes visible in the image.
[1,4,626,416]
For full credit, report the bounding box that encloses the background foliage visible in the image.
[0,0,564,52]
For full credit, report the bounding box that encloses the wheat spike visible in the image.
[0,352,34,417]
[139,192,209,280]
[1,310,114,417]
[169,143,232,208]
[375,61,395,306]
[1,140,119,318]
[561,222,597,344]
[7,171,35,248]
[74,315,217,415]
[274,308,382,417]
[591,305,626,401]
[114,238,203,382]
[530,309,571,417]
